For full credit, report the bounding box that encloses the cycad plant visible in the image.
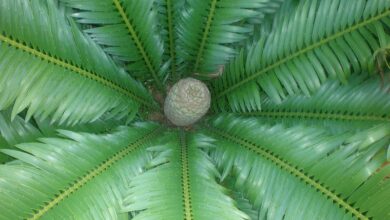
[1,0,390,219]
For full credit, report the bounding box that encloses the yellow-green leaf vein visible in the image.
[0,34,156,110]
[209,127,369,220]
[193,0,218,71]
[214,8,390,100]
[179,131,193,220]
[112,0,164,91]
[28,127,162,220]
[239,110,390,123]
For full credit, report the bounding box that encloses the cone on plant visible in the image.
[164,78,210,126]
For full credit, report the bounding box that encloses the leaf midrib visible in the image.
[0,34,157,110]
[214,8,390,100]
[28,127,162,220]
[179,131,193,220]
[166,0,176,78]
[193,0,218,72]
[112,0,164,91]
[238,110,390,122]
[209,127,369,220]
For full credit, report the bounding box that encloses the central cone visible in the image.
[164,77,211,126]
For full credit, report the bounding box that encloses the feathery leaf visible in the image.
[0,0,157,125]
[62,0,165,90]
[0,108,123,163]
[212,0,390,112]
[154,0,185,81]
[122,131,248,220]
[208,115,390,219]
[177,0,278,75]
[236,74,390,133]
[0,123,161,219]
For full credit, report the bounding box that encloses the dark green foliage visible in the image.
[0,0,389,220]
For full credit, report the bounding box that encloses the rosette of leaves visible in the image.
[0,0,390,220]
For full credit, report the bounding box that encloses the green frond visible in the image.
[0,0,157,125]
[155,0,185,81]
[0,111,41,163]
[0,108,124,163]
[207,115,390,219]
[223,179,261,219]
[177,0,277,75]
[211,0,390,112]
[35,117,123,136]
[243,0,285,26]
[1,0,390,219]
[0,123,162,219]
[62,0,165,90]
[231,0,285,49]
[122,131,248,220]
[235,74,390,133]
